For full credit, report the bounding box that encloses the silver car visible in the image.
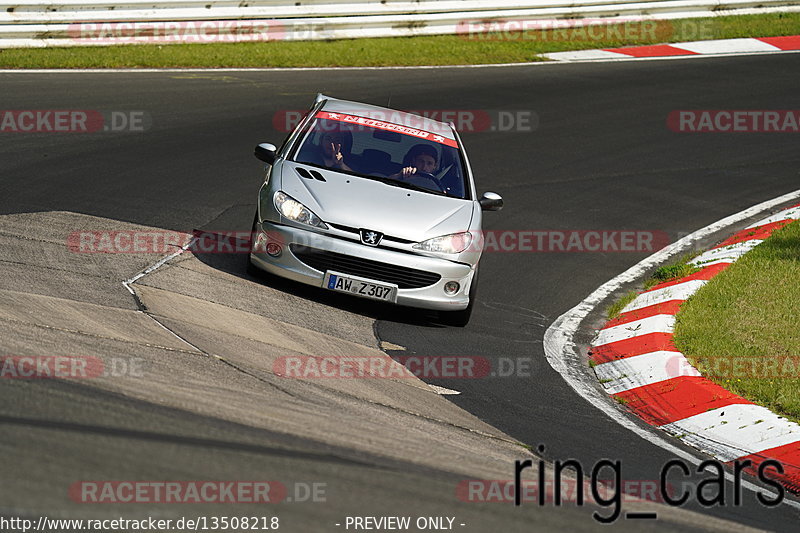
[248,94,502,326]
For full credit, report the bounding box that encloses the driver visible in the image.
[389,144,438,180]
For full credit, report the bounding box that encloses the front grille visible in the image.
[290,245,441,289]
[327,223,416,245]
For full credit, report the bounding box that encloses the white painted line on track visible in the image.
[542,187,800,508]
[0,63,547,74]
[687,258,739,268]
[539,49,800,64]
[1,49,799,74]
[594,351,698,394]
[544,49,626,61]
[622,279,707,313]
[660,404,800,462]
[122,235,206,354]
[594,314,675,346]
[746,206,800,228]
[122,237,195,293]
[675,38,782,55]
[690,240,763,267]
[428,384,461,395]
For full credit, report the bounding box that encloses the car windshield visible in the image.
[292,111,469,199]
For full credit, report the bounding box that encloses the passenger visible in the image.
[313,131,353,172]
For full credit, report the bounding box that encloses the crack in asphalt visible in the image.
[0,314,203,355]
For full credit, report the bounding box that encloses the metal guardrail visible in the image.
[1,0,798,47]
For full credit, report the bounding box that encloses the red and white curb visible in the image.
[543,35,800,61]
[590,203,800,492]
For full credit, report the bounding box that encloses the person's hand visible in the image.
[331,143,344,166]
[400,166,417,178]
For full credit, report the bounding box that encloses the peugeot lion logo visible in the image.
[360,229,383,247]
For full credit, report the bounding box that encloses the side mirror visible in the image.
[479,192,503,211]
[254,143,278,164]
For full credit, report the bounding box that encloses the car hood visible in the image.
[280,162,475,242]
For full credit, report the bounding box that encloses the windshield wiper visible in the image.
[370,176,446,195]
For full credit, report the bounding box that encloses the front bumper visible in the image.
[250,221,474,311]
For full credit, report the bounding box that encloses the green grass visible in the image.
[643,252,702,290]
[607,291,638,320]
[605,252,702,319]
[673,220,800,423]
[1,12,799,68]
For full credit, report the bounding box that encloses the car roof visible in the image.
[319,97,456,141]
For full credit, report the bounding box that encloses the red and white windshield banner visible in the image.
[315,111,459,148]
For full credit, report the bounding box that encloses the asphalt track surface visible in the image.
[1,53,800,531]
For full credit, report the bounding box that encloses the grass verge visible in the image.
[643,252,702,290]
[605,252,701,320]
[606,292,638,320]
[0,12,798,68]
[673,220,800,423]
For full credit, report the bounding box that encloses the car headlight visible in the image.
[273,191,327,229]
[413,232,473,254]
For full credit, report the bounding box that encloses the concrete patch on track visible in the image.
[0,210,757,530]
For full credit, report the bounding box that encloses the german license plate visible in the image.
[324,272,397,303]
